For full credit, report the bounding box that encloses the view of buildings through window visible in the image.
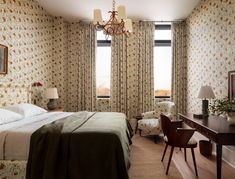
[154,24,172,97]
[96,31,111,97]
[96,24,172,98]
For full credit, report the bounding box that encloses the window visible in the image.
[154,24,172,98]
[96,31,111,98]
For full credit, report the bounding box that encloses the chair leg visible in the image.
[191,148,198,176]
[139,129,142,136]
[184,148,187,161]
[166,146,174,175]
[161,144,168,162]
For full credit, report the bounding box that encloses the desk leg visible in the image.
[216,144,222,179]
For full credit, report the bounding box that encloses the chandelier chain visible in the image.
[112,0,115,11]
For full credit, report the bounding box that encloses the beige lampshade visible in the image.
[45,88,59,99]
[117,5,127,20]
[93,9,103,24]
[125,19,133,32]
[198,86,215,99]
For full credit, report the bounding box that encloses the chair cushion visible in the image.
[164,136,197,147]
[188,138,197,145]
[138,119,161,136]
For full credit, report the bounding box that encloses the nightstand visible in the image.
[48,108,64,112]
[134,115,143,134]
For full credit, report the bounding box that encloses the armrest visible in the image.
[142,111,156,119]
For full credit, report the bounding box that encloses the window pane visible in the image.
[97,31,111,40]
[154,46,172,97]
[96,46,111,97]
[154,30,171,40]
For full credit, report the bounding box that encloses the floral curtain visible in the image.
[137,21,155,114]
[67,22,97,111]
[171,21,187,115]
[110,34,128,115]
[111,21,155,118]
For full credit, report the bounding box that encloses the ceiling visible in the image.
[36,0,200,22]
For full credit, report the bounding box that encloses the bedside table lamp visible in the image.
[45,88,59,110]
[198,86,215,116]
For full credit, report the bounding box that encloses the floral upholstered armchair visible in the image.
[137,101,176,139]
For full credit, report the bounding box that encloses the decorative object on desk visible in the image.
[93,0,132,39]
[45,88,58,110]
[209,98,235,124]
[210,98,234,115]
[32,82,43,105]
[198,85,215,116]
[0,44,8,75]
[227,112,235,125]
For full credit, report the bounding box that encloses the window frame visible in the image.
[96,36,111,98]
[154,24,172,99]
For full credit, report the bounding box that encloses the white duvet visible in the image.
[0,112,73,160]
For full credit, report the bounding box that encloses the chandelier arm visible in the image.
[94,0,132,37]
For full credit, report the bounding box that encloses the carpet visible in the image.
[128,135,183,179]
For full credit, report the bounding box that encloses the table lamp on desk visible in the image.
[198,85,215,116]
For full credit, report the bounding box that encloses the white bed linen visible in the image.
[0,112,73,160]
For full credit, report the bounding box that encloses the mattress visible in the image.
[0,112,73,160]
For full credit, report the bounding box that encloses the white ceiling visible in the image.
[36,0,200,22]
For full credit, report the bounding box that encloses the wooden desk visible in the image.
[179,113,235,179]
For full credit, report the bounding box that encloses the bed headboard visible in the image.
[0,83,32,107]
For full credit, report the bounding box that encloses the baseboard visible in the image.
[222,146,235,169]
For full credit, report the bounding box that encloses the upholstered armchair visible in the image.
[137,101,175,139]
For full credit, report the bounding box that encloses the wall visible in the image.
[0,0,68,108]
[52,17,68,109]
[186,0,235,167]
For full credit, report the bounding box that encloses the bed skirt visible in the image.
[0,160,26,179]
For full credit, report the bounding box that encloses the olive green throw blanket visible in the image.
[26,112,132,179]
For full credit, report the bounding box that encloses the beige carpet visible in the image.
[128,135,183,179]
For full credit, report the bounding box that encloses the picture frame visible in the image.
[228,70,235,102]
[0,44,8,75]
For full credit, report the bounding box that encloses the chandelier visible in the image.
[93,0,133,37]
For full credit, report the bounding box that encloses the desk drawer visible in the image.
[184,120,217,141]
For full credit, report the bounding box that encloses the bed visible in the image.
[0,83,132,179]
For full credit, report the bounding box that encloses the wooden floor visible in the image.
[171,146,235,179]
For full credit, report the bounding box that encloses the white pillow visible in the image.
[0,109,23,125]
[4,103,47,118]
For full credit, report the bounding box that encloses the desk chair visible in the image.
[160,114,198,176]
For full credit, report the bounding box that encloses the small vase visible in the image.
[227,112,235,125]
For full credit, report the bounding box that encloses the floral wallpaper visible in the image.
[0,0,68,109]
[186,0,235,166]
[186,0,235,114]
[51,17,68,110]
